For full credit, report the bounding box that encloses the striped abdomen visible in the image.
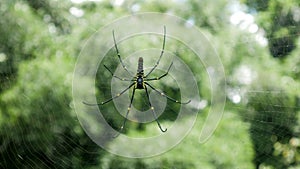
[137,57,144,74]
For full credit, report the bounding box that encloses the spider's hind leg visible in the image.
[113,86,136,137]
[144,86,167,132]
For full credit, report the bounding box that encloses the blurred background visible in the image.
[0,0,299,168]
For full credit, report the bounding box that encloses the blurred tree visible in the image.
[246,88,297,168]
[0,0,71,92]
[100,110,255,169]
[242,0,300,58]
[0,58,103,168]
[0,0,104,168]
[23,0,71,34]
[237,0,300,168]
[1,0,299,168]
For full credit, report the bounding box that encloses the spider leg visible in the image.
[82,82,135,106]
[145,62,173,81]
[104,65,133,81]
[144,85,167,132]
[144,82,191,104]
[112,30,134,76]
[145,26,166,78]
[113,86,136,137]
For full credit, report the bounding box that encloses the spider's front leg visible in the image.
[145,62,173,81]
[145,26,166,78]
[112,30,134,77]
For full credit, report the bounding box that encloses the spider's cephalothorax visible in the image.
[136,57,145,89]
[83,26,191,136]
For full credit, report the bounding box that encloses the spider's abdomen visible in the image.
[137,57,144,74]
[136,57,145,89]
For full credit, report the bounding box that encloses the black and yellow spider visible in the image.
[83,26,190,133]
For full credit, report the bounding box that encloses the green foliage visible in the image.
[0,0,104,168]
[0,0,300,168]
[243,0,300,58]
[0,0,71,92]
[0,57,103,168]
[23,0,72,34]
[246,89,297,168]
[100,111,254,168]
[235,43,300,168]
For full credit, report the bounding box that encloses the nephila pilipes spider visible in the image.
[83,26,191,134]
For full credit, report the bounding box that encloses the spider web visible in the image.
[225,1,300,168]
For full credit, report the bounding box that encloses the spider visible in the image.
[83,26,191,134]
